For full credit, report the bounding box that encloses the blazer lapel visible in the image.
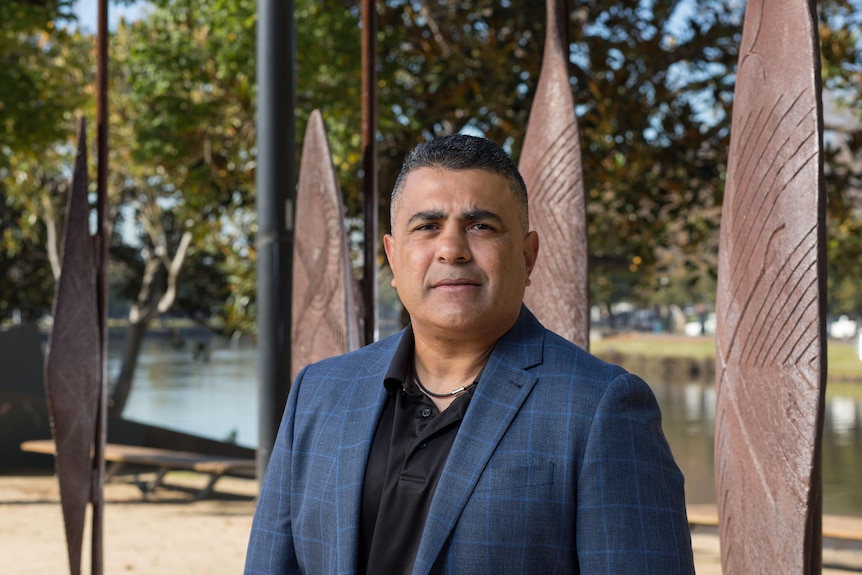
[412,308,546,573]
[334,337,401,574]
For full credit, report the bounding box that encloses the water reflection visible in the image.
[646,369,862,518]
[109,336,258,448]
[117,339,862,517]
[822,393,862,517]
[648,376,717,508]
[830,397,857,446]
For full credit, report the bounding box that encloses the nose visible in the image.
[436,226,471,263]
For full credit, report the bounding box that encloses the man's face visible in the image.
[384,167,539,341]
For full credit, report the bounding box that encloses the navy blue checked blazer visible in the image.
[245,306,694,574]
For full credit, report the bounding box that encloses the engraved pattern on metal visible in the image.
[519,0,589,349]
[291,110,362,380]
[714,1,826,572]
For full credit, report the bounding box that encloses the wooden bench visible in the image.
[21,439,256,500]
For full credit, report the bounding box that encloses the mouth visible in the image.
[432,278,481,288]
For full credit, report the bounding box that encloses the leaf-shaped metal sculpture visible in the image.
[291,109,362,380]
[520,0,589,349]
[44,119,103,575]
[715,1,825,572]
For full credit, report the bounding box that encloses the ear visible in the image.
[383,234,397,288]
[523,231,539,286]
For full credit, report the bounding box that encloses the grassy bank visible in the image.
[590,334,862,387]
[591,334,716,360]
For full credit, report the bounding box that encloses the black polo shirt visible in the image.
[358,328,477,574]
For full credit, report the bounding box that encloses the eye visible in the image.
[468,222,494,232]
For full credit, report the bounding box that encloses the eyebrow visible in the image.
[406,209,504,226]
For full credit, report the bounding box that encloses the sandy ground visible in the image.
[2,472,861,574]
[1,473,256,574]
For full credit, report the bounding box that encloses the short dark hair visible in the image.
[390,134,529,231]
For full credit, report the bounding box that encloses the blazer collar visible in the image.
[412,306,546,573]
[334,332,405,574]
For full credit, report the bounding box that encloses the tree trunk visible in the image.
[42,186,63,281]
[107,230,192,416]
[108,317,150,415]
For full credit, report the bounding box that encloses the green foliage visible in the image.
[819,1,862,318]
[0,2,93,320]
[570,0,741,309]
[296,0,363,212]
[0,196,55,320]
[317,0,743,312]
[374,0,544,210]
[0,1,78,169]
[108,0,258,336]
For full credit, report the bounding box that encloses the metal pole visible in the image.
[362,0,378,345]
[92,0,109,573]
[256,0,297,480]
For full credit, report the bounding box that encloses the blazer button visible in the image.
[420,407,432,418]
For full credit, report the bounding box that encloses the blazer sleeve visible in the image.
[244,367,307,575]
[575,371,695,574]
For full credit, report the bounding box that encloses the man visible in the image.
[245,134,694,574]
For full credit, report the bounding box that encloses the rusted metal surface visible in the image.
[44,120,103,575]
[361,0,378,345]
[519,0,589,349]
[291,110,362,380]
[714,1,826,573]
[92,0,110,571]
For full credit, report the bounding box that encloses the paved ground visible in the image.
[690,523,862,574]
[2,473,862,573]
[688,504,862,574]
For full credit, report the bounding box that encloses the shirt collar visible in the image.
[383,324,491,398]
[384,324,415,393]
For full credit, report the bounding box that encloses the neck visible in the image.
[411,342,491,412]
[411,313,515,365]
[408,315,518,408]
[412,336,493,391]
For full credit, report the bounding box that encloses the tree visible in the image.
[0,0,78,173]
[0,197,56,321]
[314,0,742,315]
[289,0,743,314]
[360,0,862,317]
[819,0,862,317]
[0,2,94,321]
[105,0,259,412]
[568,1,740,311]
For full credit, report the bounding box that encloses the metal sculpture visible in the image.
[291,110,362,380]
[519,0,589,349]
[714,1,826,573]
[43,2,110,572]
[361,0,378,345]
[43,119,104,575]
[92,0,111,569]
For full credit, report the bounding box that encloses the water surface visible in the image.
[116,337,862,516]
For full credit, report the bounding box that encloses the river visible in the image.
[114,336,862,517]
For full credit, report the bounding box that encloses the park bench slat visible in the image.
[20,439,255,499]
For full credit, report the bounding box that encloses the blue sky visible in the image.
[73,0,149,32]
